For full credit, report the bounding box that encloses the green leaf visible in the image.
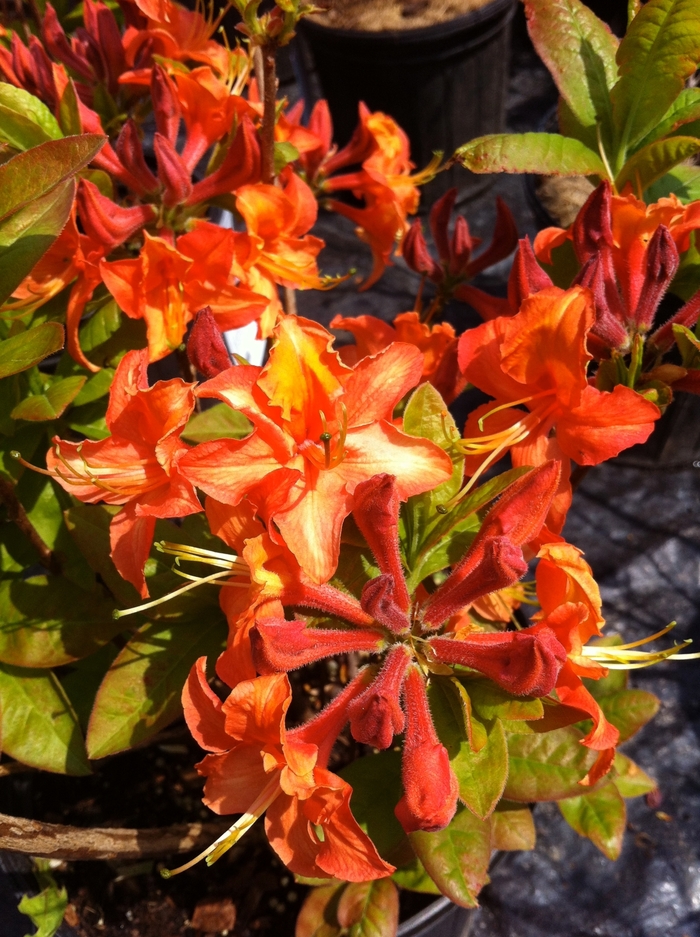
[612,752,657,798]
[57,79,82,138]
[0,575,118,668]
[86,614,226,758]
[558,781,626,859]
[409,805,491,908]
[182,402,253,443]
[65,399,109,439]
[611,0,700,154]
[524,0,618,143]
[11,374,86,421]
[405,466,529,591]
[0,178,76,306]
[339,751,410,865]
[400,383,464,574]
[428,676,508,820]
[598,688,660,742]
[615,135,700,194]
[64,504,143,606]
[273,140,300,174]
[0,134,104,224]
[0,662,90,774]
[336,880,399,937]
[18,884,68,937]
[391,857,441,894]
[490,800,536,851]
[454,133,605,177]
[466,678,544,723]
[635,86,700,150]
[60,641,120,731]
[0,322,64,379]
[649,166,700,211]
[78,299,122,353]
[296,884,344,937]
[504,726,597,801]
[0,85,62,151]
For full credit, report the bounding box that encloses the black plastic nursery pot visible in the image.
[299,0,517,206]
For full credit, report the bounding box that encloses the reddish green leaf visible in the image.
[558,781,626,859]
[525,0,618,139]
[0,575,118,668]
[58,79,82,138]
[0,177,76,305]
[295,884,344,937]
[336,880,399,937]
[612,752,657,798]
[11,374,86,421]
[340,751,410,865]
[0,662,90,774]
[611,0,700,151]
[429,676,508,820]
[0,134,104,224]
[409,806,491,908]
[490,801,536,851]
[599,689,660,742]
[504,726,597,802]
[391,857,441,894]
[64,504,140,606]
[182,402,253,443]
[455,133,605,177]
[616,135,700,194]
[86,614,226,758]
[0,84,62,150]
[635,87,700,150]
[466,679,544,723]
[0,322,64,379]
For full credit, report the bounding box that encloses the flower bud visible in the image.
[573,181,613,262]
[187,307,232,379]
[348,645,410,749]
[77,179,155,250]
[402,221,441,281]
[574,251,630,350]
[361,575,411,633]
[154,132,193,208]
[43,4,94,83]
[464,197,518,279]
[395,666,458,833]
[429,624,567,696]
[429,188,457,265]
[507,236,553,310]
[151,64,181,146]
[632,225,679,332]
[650,286,700,352]
[352,474,409,611]
[187,116,261,206]
[448,214,474,276]
[115,119,159,196]
[250,619,385,674]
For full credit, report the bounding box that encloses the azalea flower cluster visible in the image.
[1,0,433,367]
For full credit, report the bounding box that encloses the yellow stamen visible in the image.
[113,569,235,620]
[161,775,282,878]
[581,622,700,669]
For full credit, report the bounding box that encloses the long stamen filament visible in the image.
[581,622,700,668]
[155,541,247,571]
[161,775,282,878]
[477,391,552,431]
[113,569,234,619]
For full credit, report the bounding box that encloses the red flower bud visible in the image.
[448,214,474,276]
[115,119,159,196]
[429,624,567,697]
[478,460,561,547]
[250,619,385,674]
[83,0,125,95]
[650,287,700,351]
[507,236,553,310]
[151,65,181,146]
[28,36,57,108]
[293,670,373,767]
[187,307,232,379]
[395,666,458,833]
[573,181,613,262]
[574,251,629,349]
[465,197,518,279]
[402,221,442,281]
[429,188,457,265]
[77,179,155,250]
[632,225,679,332]
[348,645,410,749]
[43,4,94,83]
[187,116,261,206]
[154,132,193,208]
[352,474,410,611]
[361,575,411,633]
[423,536,527,628]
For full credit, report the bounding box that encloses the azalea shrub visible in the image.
[1,0,700,934]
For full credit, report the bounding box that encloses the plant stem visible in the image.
[0,476,60,574]
[259,42,278,185]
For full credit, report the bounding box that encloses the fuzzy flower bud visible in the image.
[348,645,410,749]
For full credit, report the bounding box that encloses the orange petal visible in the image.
[342,342,423,426]
[199,747,272,815]
[222,673,291,746]
[182,656,231,753]
[109,504,156,599]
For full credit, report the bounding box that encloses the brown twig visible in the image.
[259,42,278,185]
[283,287,298,316]
[0,476,61,574]
[0,812,232,861]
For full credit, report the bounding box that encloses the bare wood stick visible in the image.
[0,812,232,861]
[259,43,278,185]
[283,287,298,316]
[0,476,60,574]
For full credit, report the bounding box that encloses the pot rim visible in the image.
[300,0,516,46]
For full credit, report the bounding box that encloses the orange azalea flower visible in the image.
[100,222,267,362]
[180,315,453,583]
[179,667,394,881]
[457,286,660,531]
[44,349,201,597]
[331,310,466,403]
[533,541,619,785]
